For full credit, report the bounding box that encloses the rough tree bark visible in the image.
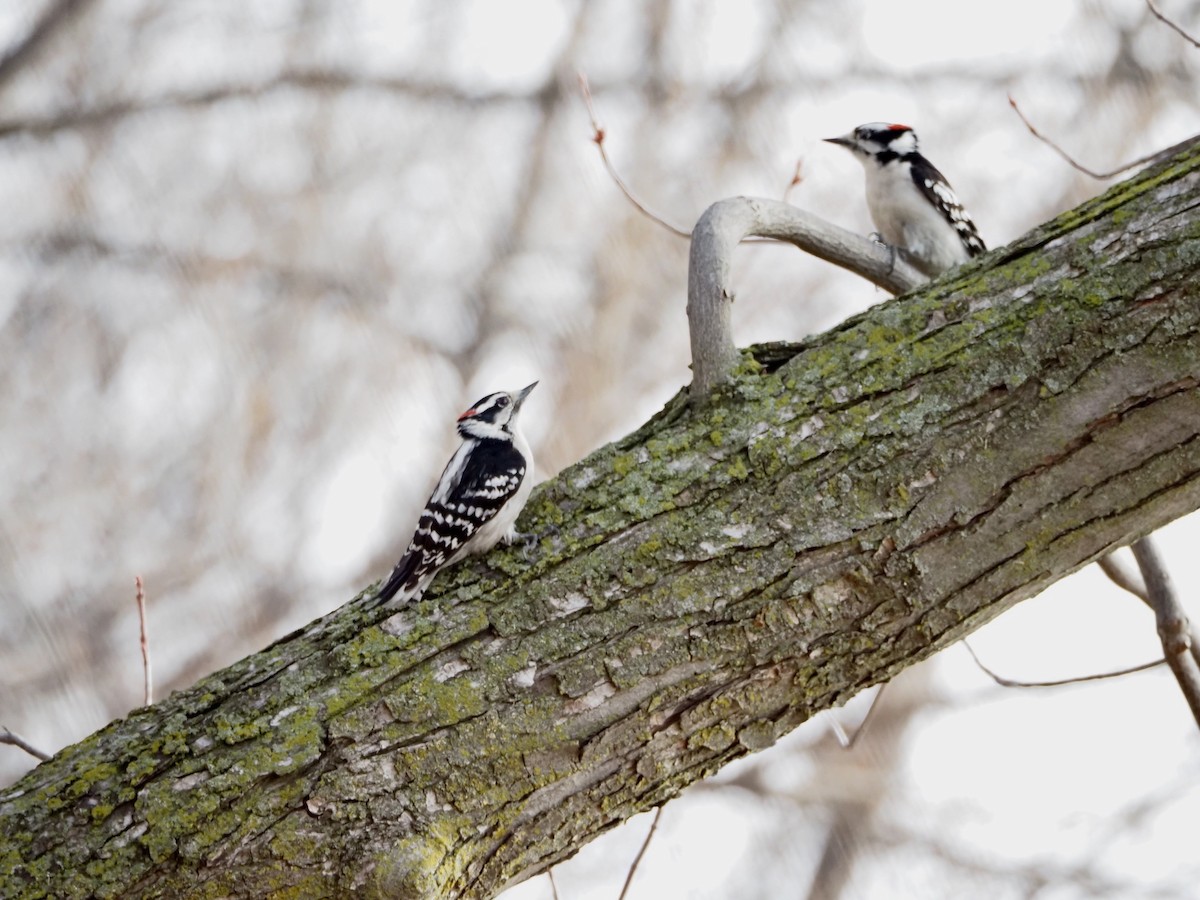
[2,140,1199,900]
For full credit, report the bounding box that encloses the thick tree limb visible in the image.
[2,140,1199,899]
[687,197,925,396]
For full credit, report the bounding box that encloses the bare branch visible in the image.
[827,683,887,750]
[0,0,92,90]
[618,806,664,900]
[1098,548,1200,668]
[1008,95,1200,179]
[1130,537,1200,727]
[135,576,152,706]
[577,72,691,239]
[686,197,925,397]
[0,727,49,762]
[1097,552,1149,602]
[546,870,560,900]
[962,640,1165,688]
[782,158,805,204]
[0,69,549,140]
[1146,0,1200,48]
[20,228,384,305]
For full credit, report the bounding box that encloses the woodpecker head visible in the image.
[456,382,537,440]
[824,122,919,166]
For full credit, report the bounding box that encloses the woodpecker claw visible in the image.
[508,524,563,561]
[868,232,897,274]
[504,529,536,560]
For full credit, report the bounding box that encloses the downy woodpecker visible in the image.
[825,122,985,277]
[375,382,537,605]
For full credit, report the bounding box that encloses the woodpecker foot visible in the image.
[509,524,562,561]
[868,232,898,273]
[504,528,539,560]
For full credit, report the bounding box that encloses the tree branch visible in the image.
[0,69,550,140]
[577,71,691,239]
[617,807,664,900]
[1130,537,1200,726]
[0,727,49,762]
[0,0,92,90]
[1099,548,1200,668]
[1097,552,1149,602]
[135,576,152,707]
[1008,95,1200,180]
[1146,0,1200,49]
[2,137,1199,900]
[687,197,925,397]
[961,640,1164,688]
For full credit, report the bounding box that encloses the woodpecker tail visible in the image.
[374,550,423,606]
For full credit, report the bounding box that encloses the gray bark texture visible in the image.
[3,140,1200,899]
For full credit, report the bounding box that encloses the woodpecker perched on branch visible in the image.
[375,382,538,606]
[824,122,986,278]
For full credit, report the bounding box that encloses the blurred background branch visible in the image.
[0,0,91,88]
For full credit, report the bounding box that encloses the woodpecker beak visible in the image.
[823,134,854,149]
[513,381,538,410]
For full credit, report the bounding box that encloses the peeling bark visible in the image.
[2,141,1199,899]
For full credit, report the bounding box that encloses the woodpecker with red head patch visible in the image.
[824,122,986,278]
[374,382,538,606]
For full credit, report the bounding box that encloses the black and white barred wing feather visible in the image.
[909,157,987,258]
[375,439,528,605]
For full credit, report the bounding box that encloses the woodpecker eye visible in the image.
[496,396,510,408]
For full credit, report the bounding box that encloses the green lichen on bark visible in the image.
[2,138,1199,900]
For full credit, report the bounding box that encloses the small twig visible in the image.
[1100,547,1200,668]
[828,682,887,750]
[0,726,50,761]
[782,158,805,204]
[1131,537,1200,728]
[547,869,560,900]
[135,575,153,706]
[1146,0,1200,48]
[577,72,691,239]
[1097,552,1149,602]
[1008,94,1114,178]
[962,640,1165,688]
[826,713,850,748]
[1008,95,1197,180]
[577,75,824,257]
[617,805,664,900]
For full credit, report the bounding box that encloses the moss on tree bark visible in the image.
[3,141,1200,899]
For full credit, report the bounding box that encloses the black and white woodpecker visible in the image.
[824,122,986,278]
[375,382,538,606]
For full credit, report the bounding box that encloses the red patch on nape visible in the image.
[457,407,478,421]
[888,123,912,131]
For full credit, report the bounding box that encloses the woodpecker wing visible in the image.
[376,438,528,604]
[908,155,987,257]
